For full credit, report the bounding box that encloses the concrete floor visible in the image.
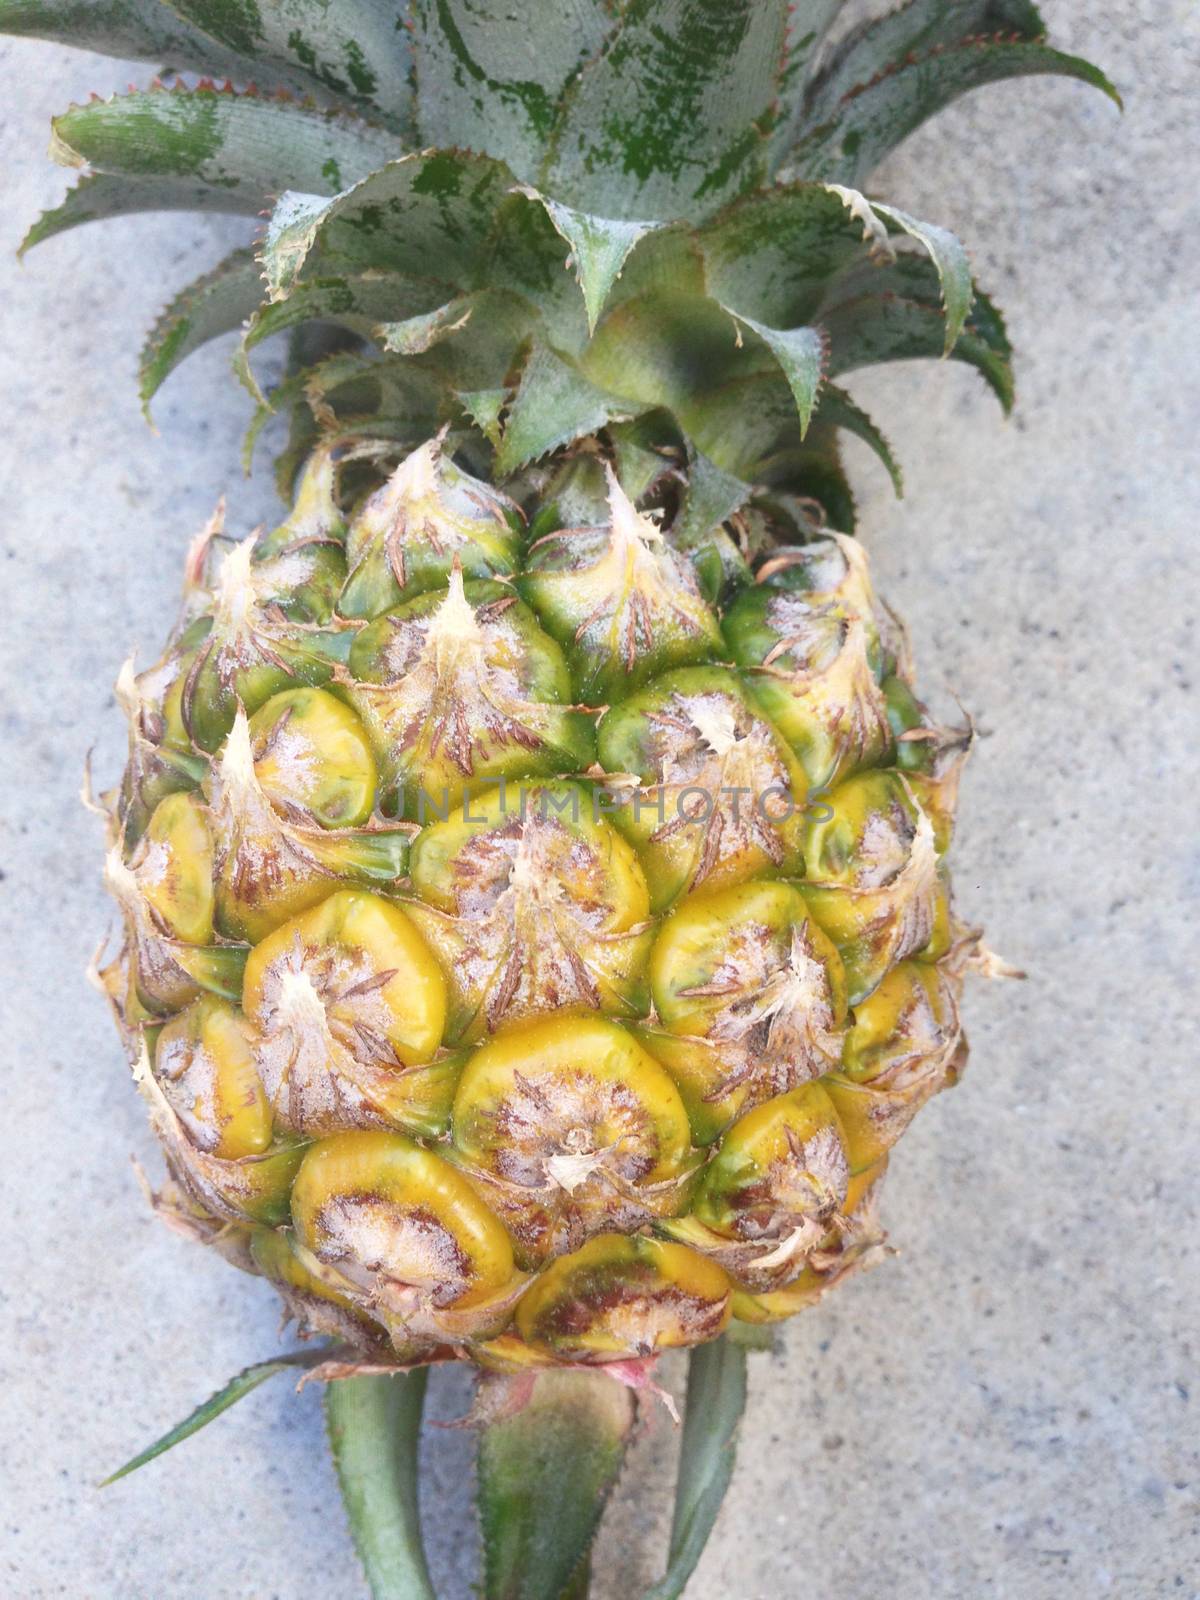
[1,6,1196,1597]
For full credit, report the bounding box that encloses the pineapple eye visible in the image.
[142,993,303,1225]
[519,466,722,701]
[404,781,653,1043]
[645,879,847,1138]
[154,994,271,1160]
[248,1224,396,1355]
[345,574,593,815]
[803,770,924,889]
[513,1233,730,1359]
[241,889,449,1138]
[207,708,410,944]
[248,687,377,828]
[134,791,215,945]
[290,1130,521,1345]
[250,1224,360,1312]
[596,665,808,911]
[689,1082,849,1244]
[449,1014,697,1263]
[729,1158,889,1326]
[840,961,955,1084]
[801,770,943,1003]
[823,961,965,1173]
[724,582,890,789]
[340,438,522,619]
[173,535,350,755]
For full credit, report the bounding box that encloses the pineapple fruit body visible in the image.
[101,434,974,1371]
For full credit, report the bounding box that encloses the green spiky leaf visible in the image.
[821,184,974,353]
[722,310,826,435]
[5,0,1108,529]
[873,203,972,353]
[456,386,507,445]
[167,0,415,129]
[20,172,244,254]
[140,246,265,413]
[606,413,676,500]
[376,296,478,356]
[697,183,867,326]
[477,1368,636,1600]
[526,191,661,333]
[824,289,1013,411]
[816,384,904,497]
[260,190,334,298]
[411,0,611,180]
[101,1347,329,1485]
[0,0,253,77]
[767,0,856,165]
[50,85,400,209]
[788,38,1121,184]
[496,341,636,474]
[260,150,515,300]
[235,275,445,401]
[325,1371,436,1600]
[543,0,791,220]
[671,449,754,600]
[804,0,1046,125]
[643,1336,748,1600]
[676,450,753,543]
[695,181,966,336]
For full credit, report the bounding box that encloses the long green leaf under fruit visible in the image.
[101,1347,330,1485]
[477,1368,637,1600]
[325,1372,436,1600]
[643,1337,748,1600]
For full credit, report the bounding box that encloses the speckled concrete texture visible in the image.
[1,7,1196,1597]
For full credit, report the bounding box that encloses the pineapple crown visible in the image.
[8,1,1116,522]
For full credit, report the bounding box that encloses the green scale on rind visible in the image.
[4,1,1116,1596]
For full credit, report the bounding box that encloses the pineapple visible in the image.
[5,2,1115,1595]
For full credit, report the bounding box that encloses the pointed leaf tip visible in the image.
[376,297,474,356]
[873,203,973,354]
[259,189,333,300]
[519,188,661,333]
[823,185,973,355]
[816,384,905,498]
[496,342,638,476]
[722,308,827,435]
[789,37,1121,183]
[101,1348,328,1486]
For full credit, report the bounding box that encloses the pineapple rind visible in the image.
[99,440,972,1366]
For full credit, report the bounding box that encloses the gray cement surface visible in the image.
[1,6,1196,1597]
